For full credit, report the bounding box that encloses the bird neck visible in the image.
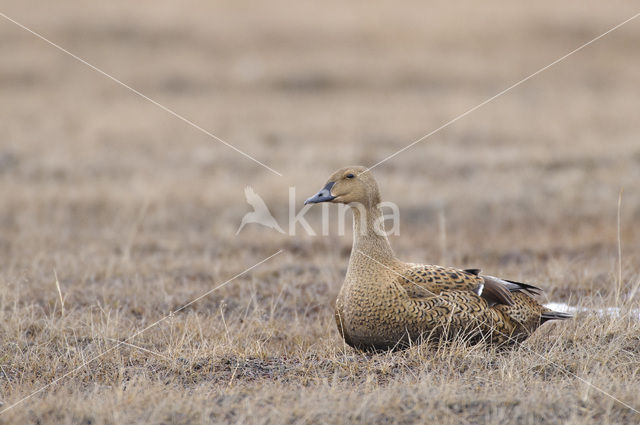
[350,202,396,265]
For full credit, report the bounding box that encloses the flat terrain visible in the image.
[1,1,639,423]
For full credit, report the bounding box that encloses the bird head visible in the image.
[304,166,381,208]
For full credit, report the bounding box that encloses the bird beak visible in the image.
[304,182,336,205]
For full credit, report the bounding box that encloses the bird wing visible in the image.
[398,265,483,297]
[397,265,517,306]
[244,186,270,211]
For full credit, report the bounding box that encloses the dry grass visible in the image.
[1,0,640,423]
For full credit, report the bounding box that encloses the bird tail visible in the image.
[541,310,574,323]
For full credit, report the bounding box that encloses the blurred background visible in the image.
[2,2,640,422]
[1,0,639,303]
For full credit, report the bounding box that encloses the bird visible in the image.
[236,186,285,235]
[305,166,572,350]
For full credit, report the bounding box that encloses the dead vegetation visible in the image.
[1,0,640,423]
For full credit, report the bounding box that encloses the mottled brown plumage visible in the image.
[305,166,572,350]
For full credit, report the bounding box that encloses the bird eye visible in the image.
[346,173,355,179]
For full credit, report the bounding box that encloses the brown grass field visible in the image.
[1,1,640,423]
